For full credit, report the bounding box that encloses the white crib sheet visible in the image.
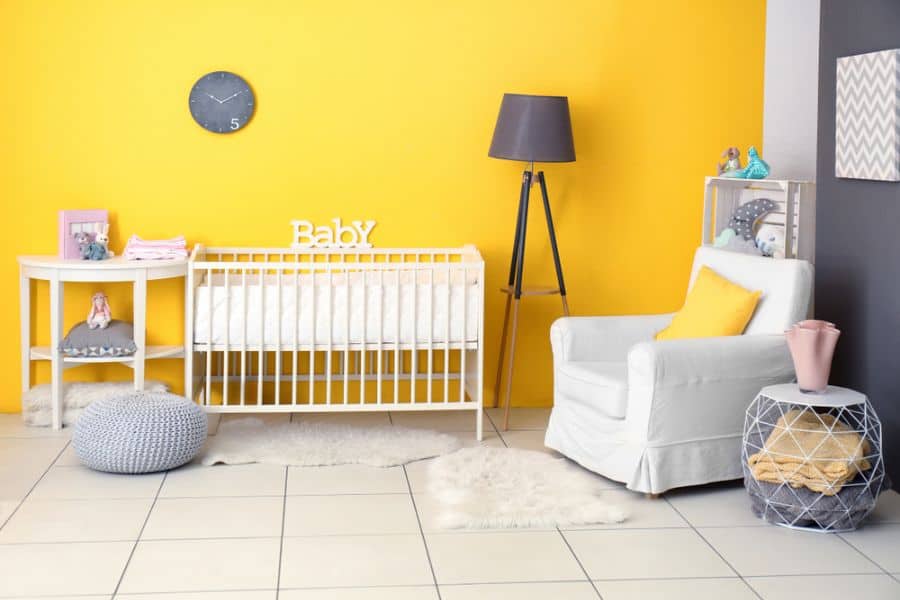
[193,270,480,346]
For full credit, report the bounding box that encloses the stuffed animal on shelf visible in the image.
[720,146,770,179]
[717,198,778,242]
[87,224,114,260]
[717,147,742,176]
[72,231,93,260]
[755,224,786,259]
[87,292,112,329]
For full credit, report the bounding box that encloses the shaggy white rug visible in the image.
[201,417,462,467]
[427,446,627,529]
[22,381,168,427]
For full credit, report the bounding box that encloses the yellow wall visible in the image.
[0,0,766,412]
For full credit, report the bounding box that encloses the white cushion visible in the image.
[556,361,628,419]
[688,247,813,335]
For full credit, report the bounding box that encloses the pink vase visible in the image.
[785,320,840,393]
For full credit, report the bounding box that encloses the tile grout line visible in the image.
[111,471,168,598]
[482,409,508,448]
[402,463,442,600]
[556,528,605,600]
[662,496,764,600]
[836,531,895,578]
[0,439,71,532]
[274,465,289,600]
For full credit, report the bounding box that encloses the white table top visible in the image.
[759,383,867,408]
[18,255,188,282]
[18,255,187,270]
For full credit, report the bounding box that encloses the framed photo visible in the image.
[58,209,108,259]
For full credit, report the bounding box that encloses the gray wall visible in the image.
[764,0,820,181]
[817,0,900,482]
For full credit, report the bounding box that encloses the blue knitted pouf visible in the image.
[73,391,207,473]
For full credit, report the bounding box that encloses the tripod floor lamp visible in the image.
[489,93,574,431]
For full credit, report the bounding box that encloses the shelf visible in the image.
[30,345,184,364]
[499,285,561,297]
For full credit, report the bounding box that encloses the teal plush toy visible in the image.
[720,146,770,179]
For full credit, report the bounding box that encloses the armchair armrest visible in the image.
[625,334,795,443]
[550,314,674,363]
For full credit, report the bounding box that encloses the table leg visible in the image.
[49,276,64,430]
[133,272,147,391]
[19,270,30,395]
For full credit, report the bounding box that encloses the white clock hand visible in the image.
[220,90,244,103]
[205,93,223,103]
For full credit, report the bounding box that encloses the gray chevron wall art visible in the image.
[835,48,900,181]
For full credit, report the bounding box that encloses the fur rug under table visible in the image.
[427,446,627,529]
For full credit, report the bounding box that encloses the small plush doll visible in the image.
[755,224,786,259]
[72,231,92,260]
[87,224,114,260]
[87,292,112,329]
[717,147,742,176]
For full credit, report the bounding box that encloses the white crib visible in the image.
[185,245,485,439]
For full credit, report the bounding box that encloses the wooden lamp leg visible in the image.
[502,170,532,431]
[493,178,528,407]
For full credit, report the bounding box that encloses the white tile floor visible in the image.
[0,408,898,600]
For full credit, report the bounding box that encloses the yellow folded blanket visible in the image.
[748,410,871,495]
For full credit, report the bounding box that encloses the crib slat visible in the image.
[241,268,247,406]
[460,266,467,403]
[258,267,264,405]
[309,262,316,405]
[344,269,350,405]
[444,261,451,403]
[326,269,333,405]
[360,269,367,405]
[223,269,230,407]
[411,264,417,405]
[427,261,433,404]
[206,268,213,406]
[292,269,299,406]
[275,269,282,406]
[394,265,400,405]
[377,268,384,405]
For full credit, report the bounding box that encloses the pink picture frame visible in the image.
[58,209,108,259]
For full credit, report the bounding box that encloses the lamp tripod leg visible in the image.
[493,294,512,407]
[494,171,530,410]
[501,170,532,430]
[502,298,521,432]
[537,171,569,316]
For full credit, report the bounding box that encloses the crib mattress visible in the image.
[193,271,481,346]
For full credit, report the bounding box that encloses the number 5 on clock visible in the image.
[230,118,240,130]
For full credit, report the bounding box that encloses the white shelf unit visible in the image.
[18,255,188,429]
[702,177,816,263]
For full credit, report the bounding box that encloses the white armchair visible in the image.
[545,247,813,494]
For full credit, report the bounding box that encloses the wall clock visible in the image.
[189,71,255,134]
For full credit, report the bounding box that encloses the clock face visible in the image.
[189,71,255,134]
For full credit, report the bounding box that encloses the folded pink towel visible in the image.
[124,235,188,260]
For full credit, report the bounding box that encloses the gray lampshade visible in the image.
[489,93,575,163]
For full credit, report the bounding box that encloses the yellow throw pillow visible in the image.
[655,266,761,341]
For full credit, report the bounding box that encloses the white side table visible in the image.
[742,383,885,532]
[18,256,188,430]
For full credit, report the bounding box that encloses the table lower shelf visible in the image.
[29,345,184,365]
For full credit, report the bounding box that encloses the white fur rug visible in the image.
[22,381,168,427]
[202,417,462,467]
[427,446,627,529]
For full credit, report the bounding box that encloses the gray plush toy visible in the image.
[727,198,777,241]
[714,198,779,251]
